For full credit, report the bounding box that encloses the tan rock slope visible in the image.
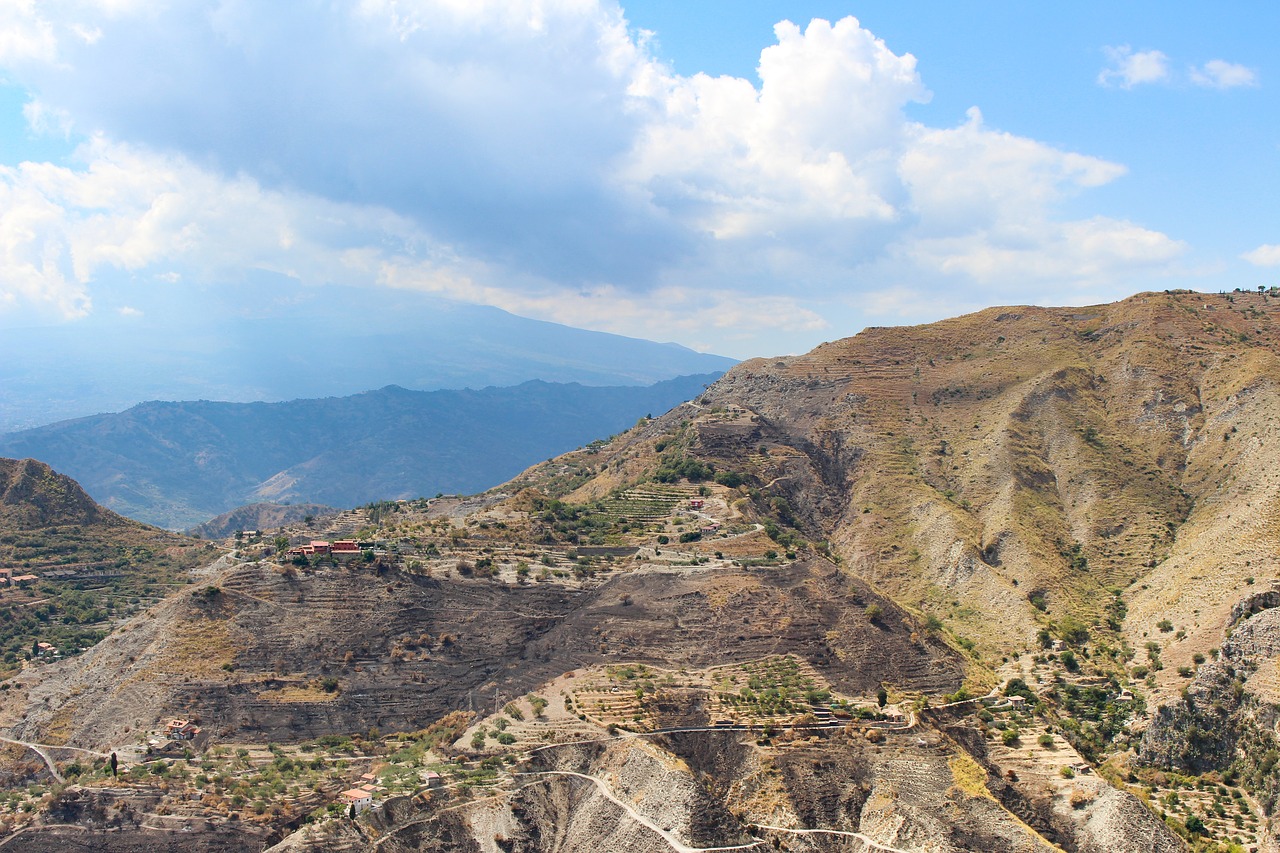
[514,289,1280,703]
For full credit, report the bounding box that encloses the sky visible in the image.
[0,1,1276,359]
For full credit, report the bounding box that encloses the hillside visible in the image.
[6,290,1280,850]
[0,497,1179,852]
[0,457,210,680]
[187,503,341,540]
[514,290,1280,683]
[0,284,737,433]
[0,373,722,529]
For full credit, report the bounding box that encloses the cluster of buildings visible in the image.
[0,568,40,587]
[286,539,363,559]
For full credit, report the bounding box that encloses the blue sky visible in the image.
[0,1,1275,358]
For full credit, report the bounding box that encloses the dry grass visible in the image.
[948,753,994,800]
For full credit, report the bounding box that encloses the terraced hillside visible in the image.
[516,291,1280,697]
[10,290,1280,851]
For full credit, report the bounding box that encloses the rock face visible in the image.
[1143,603,1280,779]
[269,728,1180,853]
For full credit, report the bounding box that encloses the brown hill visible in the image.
[0,457,211,681]
[513,289,1280,703]
[0,457,110,530]
[187,502,341,540]
[9,291,1279,851]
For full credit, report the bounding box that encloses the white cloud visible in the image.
[1242,244,1280,267]
[1190,59,1258,89]
[116,304,140,316]
[0,4,1190,355]
[1098,45,1170,88]
[0,1,57,64]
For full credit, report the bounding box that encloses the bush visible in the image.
[714,471,744,488]
[1038,733,1054,748]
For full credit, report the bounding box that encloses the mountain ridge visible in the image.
[0,283,737,433]
[0,373,724,528]
[5,289,1280,850]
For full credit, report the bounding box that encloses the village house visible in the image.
[164,719,201,740]
[331,540,360,556]
[421,770,442,788]
[339,788,373,814]
[688,499,704,509]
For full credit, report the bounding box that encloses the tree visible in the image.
[877,687,888,708]
[274,536,290,554]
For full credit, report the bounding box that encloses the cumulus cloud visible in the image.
[0,1,57,65]
[0,3,1188,353]
[1190,59,1258,89]
[1242,244,1280,267]
[1098,46,1170,88]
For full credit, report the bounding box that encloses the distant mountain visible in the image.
[187,502,341,539]
[0,282,735,432]
[0,373,723,529]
